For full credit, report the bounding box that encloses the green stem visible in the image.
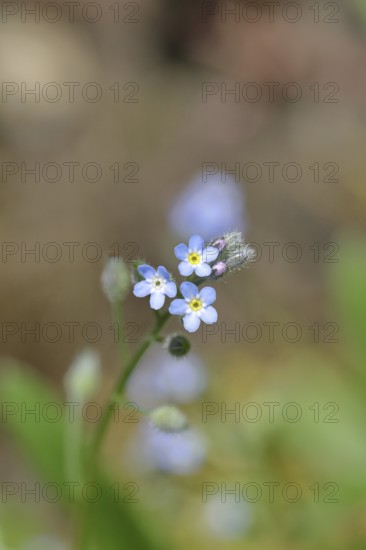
[64,398,83,487]
[112,299,130,366]
[91,309,171,458]
[78,312,169,549]
[64,400,88,550]
[80,279,206,548]
[89,276,206,467]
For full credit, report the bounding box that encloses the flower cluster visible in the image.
[133,232,253,333]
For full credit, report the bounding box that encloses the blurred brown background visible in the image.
[1,2,366,547]
[1,0,365,379]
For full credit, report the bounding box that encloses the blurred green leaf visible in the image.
[1,363,65,482]
[0,363,167,550]
[354,0,366,20]
[86,470,167,550]
[329,234,366,373]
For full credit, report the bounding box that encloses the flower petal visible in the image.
[138,264,155,280]
[189,235,204,253]
[174,243,189,260]
[133,281,151,297]
[157,265,170,281]
[180,282,198,299]
[169,299,188,316]
[199,286,216,306]
[178,261,194,276]
[150,292,165,310]
[165,281,177,298]
[202,246,219,263]
[200,306,218,324]
[195,263,211,277]
[183,312,201,333]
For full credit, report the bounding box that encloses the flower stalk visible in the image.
[90,309,171,457]
[92,232,253,457]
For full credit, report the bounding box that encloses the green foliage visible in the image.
[0,364,167,550]
[330,234,366,371]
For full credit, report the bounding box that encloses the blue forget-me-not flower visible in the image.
[133,265,177,310]
[169,282,218,333]
[174,234,219,277]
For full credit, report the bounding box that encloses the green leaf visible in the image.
[329,234,366,373]
[84,470,167,550]
[1,363,65,483]
[0,363,168,550]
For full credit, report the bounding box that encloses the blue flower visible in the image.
[169,172,246,241]
[174,235,219,277]
[133,265,177,310]
[204,495,252,540]
[126,420,207,475]
[126,345,206,408]
[169,282,218,333]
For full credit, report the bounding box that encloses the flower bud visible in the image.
[165,334,191,357]
[212,238,226,252]
[222,231,242,250]
[148,405,188,433]
[211,232,256,274]
[101,257,130,303]
[64,349,101,402]
[244,245,257,262]
[211,261,227,279]
[226,244,256,270]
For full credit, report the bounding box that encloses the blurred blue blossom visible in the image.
[126,345,207,409]
[203,495,252,540]
[169,172,246,241]
[126,420,207,475]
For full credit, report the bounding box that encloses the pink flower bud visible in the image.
[211,261,227,278]
[212,238,226,252]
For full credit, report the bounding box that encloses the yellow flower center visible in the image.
[189,298,202,312]
[188,252,201,265]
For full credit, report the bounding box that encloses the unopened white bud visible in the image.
[64,349,101,402]
[148,405,188,434]
[101,257,130,303]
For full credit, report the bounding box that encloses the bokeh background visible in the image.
[1,0,366,548]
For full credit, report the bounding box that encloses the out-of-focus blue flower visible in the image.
[126,345,207,409]
[169,172,246,241]
[126,420,207,475]
[203,495,252,540]
[174,235,219,277]
[133,264,177,310]
[169,282,218,333]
